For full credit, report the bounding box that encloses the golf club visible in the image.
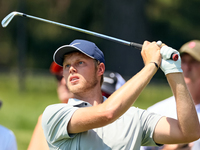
[1,11,178,61]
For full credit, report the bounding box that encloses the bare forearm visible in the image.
[167,73,200,141]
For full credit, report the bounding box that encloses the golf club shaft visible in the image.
[1,11,178,61]
[21,13,142,49]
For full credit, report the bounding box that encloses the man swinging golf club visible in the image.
[42,39,200,150]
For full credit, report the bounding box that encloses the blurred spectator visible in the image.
[0,100,18,150]
[28,62,126,150]
[141,40,200,150]
[101,70,126,98]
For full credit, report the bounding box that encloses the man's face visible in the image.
[63,52,99,94]
[181,53,200,83]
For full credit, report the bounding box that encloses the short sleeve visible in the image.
[42,104,79,144]
[140,109,163,146]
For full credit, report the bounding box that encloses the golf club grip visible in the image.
[170,53,178,61]
[129,42,178,61]
[130,42,142,50]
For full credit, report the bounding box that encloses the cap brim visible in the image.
[53,45,81,66]
[53,45,96,66]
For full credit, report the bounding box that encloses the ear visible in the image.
[97,63,105,76]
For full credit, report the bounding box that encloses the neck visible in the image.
[73,87,103,106]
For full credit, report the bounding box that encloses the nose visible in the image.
[69,65,77,73]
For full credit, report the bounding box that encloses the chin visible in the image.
[69,85,83,93]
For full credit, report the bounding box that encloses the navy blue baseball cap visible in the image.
[53,39,105,66]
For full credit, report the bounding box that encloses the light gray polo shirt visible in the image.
[42,97,162,150]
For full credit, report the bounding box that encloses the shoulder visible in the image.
[42,103,71,117]
[37,114,43,123]
[0,125,16,137]
[0,125,17,147]
[42,103,79,129]
[42,103,79,145]
[42,103,78,123]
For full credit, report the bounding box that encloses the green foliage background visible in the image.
[0,0,200,73]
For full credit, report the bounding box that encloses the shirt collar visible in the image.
[68,96,107,107]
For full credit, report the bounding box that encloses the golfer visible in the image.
[42,39,200,150]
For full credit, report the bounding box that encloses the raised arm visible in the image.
[153,48,200,144]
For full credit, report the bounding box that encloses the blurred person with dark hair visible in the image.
[141,40,200,150]
[28,62,125,150]
[0,100,18,150]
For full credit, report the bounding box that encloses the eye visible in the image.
[79,61,83,65]
[65,64,70,69]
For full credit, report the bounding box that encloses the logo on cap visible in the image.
[189,42,196,49]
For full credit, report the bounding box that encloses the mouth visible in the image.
[69,75,79,84]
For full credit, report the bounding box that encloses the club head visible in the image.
[1,11,23,28]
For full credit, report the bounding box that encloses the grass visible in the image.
[0,72,59,150]
[0,72,172,149]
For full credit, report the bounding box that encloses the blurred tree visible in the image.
[103,0,150,77]
[145,0,200,49]
[17,0,27,91]
[0,0,19,68]
[22,0,104,69]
